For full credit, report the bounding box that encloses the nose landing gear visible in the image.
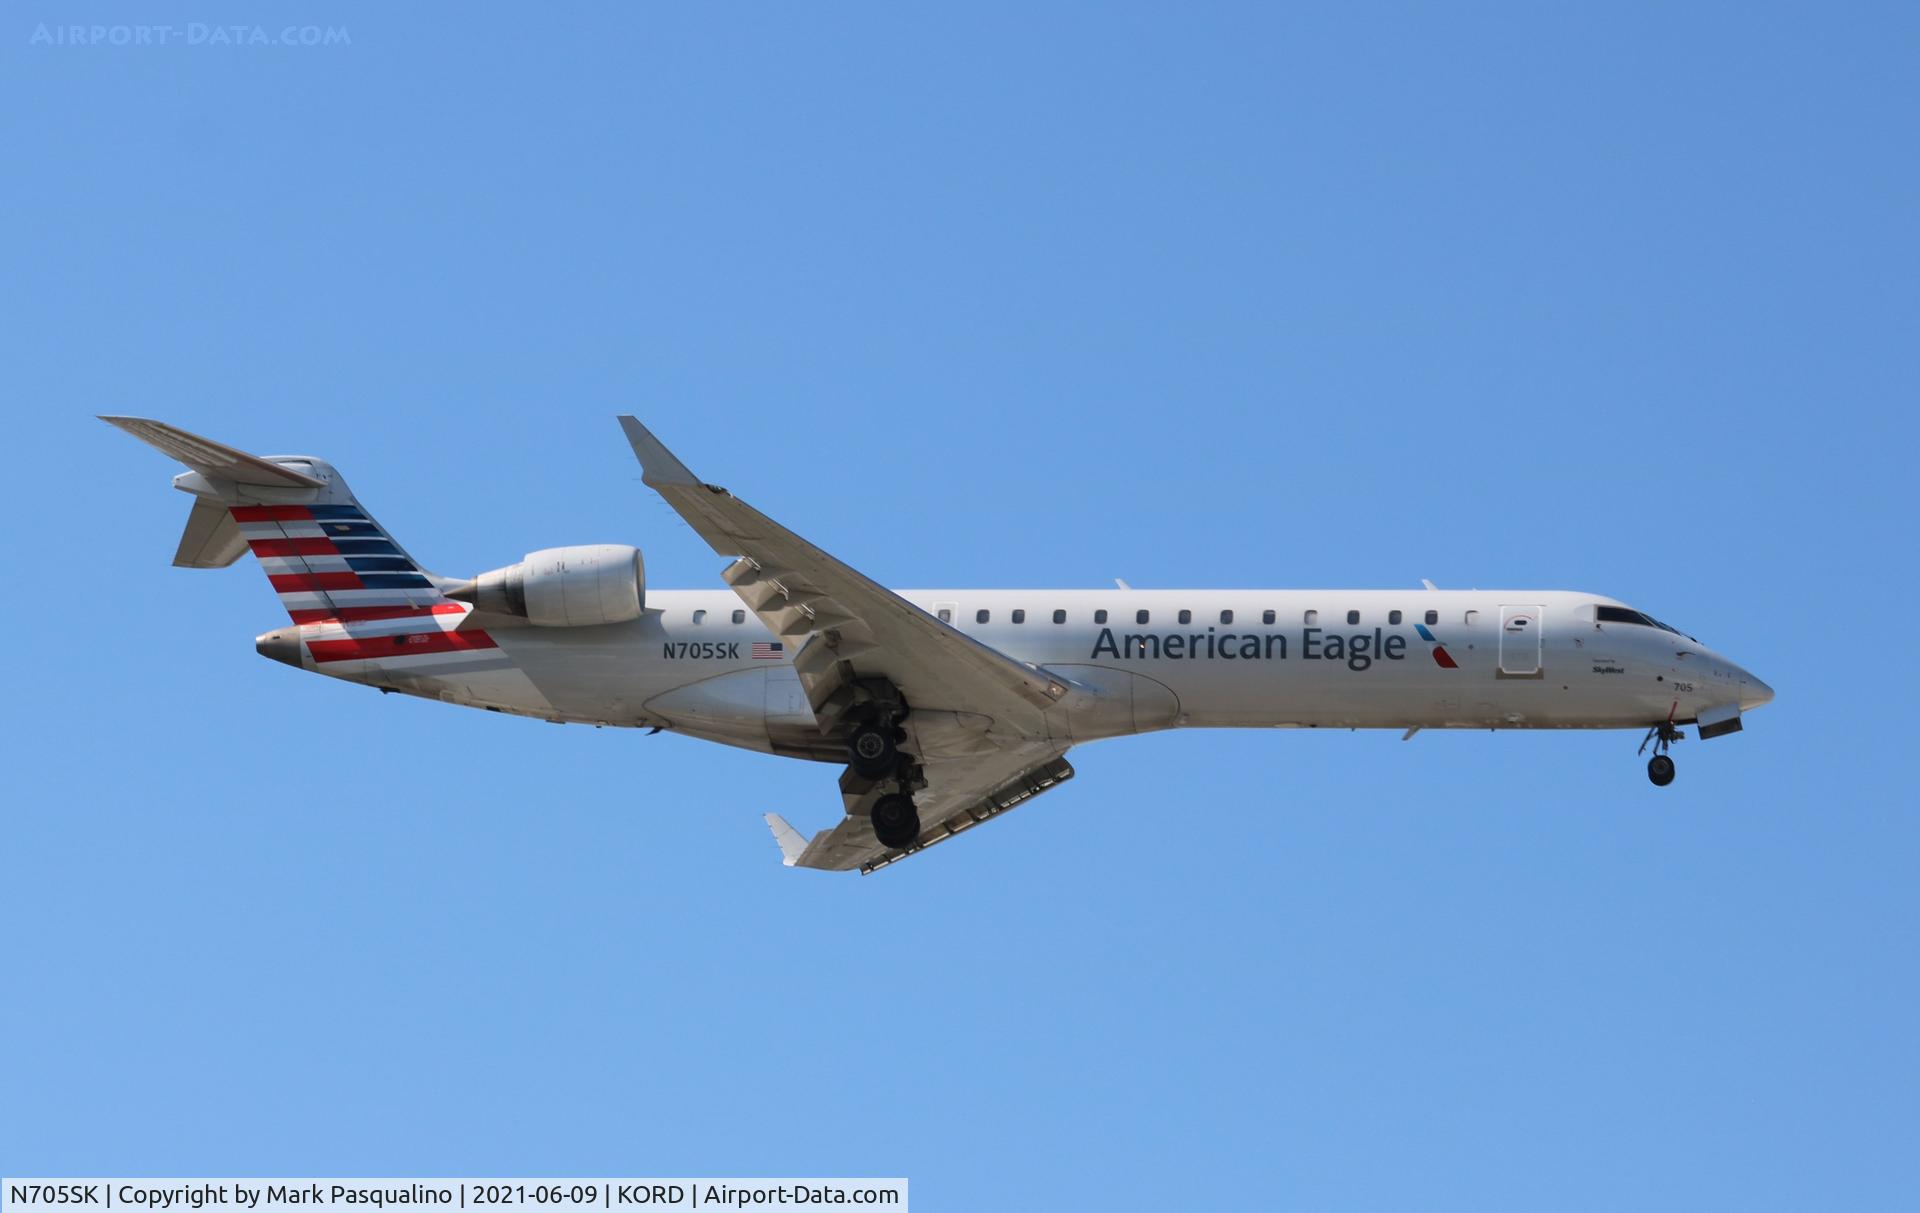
[1638,718,1682,786]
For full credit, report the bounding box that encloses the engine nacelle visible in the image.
[451,544,645,627]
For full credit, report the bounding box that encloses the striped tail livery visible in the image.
[103,416,528,699]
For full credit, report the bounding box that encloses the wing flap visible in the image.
[778,750,1075,874]
[618,416,1069,734]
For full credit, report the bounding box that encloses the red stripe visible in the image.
[287,604,464,625]
[1431,646,1458,669]
[250,537,339,557]
[230,505,314,522]
[269,572,364,592]
[307,630,498,664]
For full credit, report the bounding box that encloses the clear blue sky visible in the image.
[3,4,1914,1208]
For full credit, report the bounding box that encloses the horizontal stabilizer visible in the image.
[104,416,451,623]
[100,416,323,488]
[173,497,248,568]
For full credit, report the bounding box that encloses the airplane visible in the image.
[104,415,1775,874]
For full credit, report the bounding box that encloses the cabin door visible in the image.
[1498,605,1543,678]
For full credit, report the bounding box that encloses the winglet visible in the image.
[1421,578,1439,591]
[764,812,809,867]
[617,416,702,488]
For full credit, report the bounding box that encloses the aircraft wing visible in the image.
[767,744,1075,874]
[618,417,1070,736]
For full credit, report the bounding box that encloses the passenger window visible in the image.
[976,609,990,624]
[1347,610,1360,625]
[1136,609,1150,625]
[938,607,952,623]
[1304,610,1318,624]
[1095,609,1108,624]
[692,609,707,625]
[1389,610,1402,625]
[1219,609,1233,624]
[1052,609,1066,624]
[1012,609,1026,624]
[1262,609,1275,625]
[1178,609,1192,625]
[1465,610,1478,625]
[1424,610,1438,625]
[732,609,745,624]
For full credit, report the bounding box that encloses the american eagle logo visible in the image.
[1414,623,1458,669]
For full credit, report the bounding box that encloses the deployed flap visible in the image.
[778,746,1074,874]
[100,416,324,488]
[618,416,1068,734]
[173,497,248,568]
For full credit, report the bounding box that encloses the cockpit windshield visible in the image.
[1596,605,1684,636]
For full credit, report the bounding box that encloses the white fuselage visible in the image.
[304,587,1773,760]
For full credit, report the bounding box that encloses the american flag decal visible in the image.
[752,642,784,660]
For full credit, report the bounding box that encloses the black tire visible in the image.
[1647,754,1676,787]
[848,724,898,777]
[871,793,921,850]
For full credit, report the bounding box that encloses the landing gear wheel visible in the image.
[1638,715,1682,788]
[848,724,898,778]
[870,793,921,850]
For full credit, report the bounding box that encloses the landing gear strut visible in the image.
[1639,719,1682,787]
[870,792,921,850]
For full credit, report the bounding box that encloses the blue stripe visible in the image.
[356,574,433,589]
[1415,623,1436,642]
[330,539,400,556]
[347,557,417,572]
[309,504,368,520]
[319,521,382,537]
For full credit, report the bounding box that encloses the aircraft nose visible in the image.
[255,627,304,669]
[1739,669,1774,709]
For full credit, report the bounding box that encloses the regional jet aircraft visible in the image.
[104,416,1774,873]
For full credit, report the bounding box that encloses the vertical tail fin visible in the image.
[101,416,457,625]
[107,417,541,710]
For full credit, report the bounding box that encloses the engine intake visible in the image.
[449,544,645,627]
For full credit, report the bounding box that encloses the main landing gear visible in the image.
[846,694,920,849]
[1639,719,1682,787]
[870,792,921,850]
[847,722,901,778]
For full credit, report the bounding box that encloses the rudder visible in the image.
[102,416,456,625]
